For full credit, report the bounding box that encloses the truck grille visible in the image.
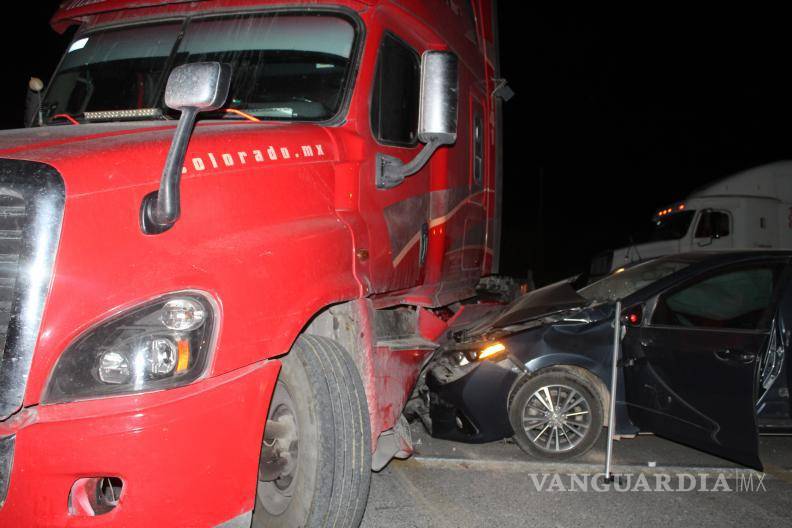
[0,193,26,357]
[0,161,64,421]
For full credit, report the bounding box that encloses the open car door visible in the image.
[622,259,790,470]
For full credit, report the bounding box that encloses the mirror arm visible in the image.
[140,107,199,234]
[376,138,447,190]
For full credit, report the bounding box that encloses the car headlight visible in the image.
[461,341,507,363]
[44,292,217,403]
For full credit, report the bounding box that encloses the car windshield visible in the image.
[41,13,357,124]
[648,210,696,241]
[578,258,691,301]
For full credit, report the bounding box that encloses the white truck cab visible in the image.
[592,161,792,275]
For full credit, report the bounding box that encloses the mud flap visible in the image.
[372,415,413,471]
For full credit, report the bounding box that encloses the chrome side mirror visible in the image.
[376,51,459,189]
[418,51,459,144]
[141,62,231,234]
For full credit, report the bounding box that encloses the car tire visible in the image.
[252,335,371,528]
[509,371,603,460]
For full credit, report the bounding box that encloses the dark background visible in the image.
[498,6,792,284]
[3,4,792,286]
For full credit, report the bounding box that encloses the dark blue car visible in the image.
[414,251,791,470]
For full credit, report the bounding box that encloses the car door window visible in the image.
[652,266,779,330]
[370,33,420,146]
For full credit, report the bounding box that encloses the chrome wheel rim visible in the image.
[521,384,592,453]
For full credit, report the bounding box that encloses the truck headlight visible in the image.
[44,292,217,403]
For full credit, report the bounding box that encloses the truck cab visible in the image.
[592,161,792,276]
[0,1,504,526]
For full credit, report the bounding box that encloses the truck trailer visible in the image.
[0,1,505,526]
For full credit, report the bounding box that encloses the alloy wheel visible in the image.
[521,383,593,453]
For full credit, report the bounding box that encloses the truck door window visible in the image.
[652,266,780,330]
[41,13,358,124]
[370,33,420,146]
[695,210,730,239]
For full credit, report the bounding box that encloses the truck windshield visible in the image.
[648,210,696,241]
[41,13,357,124]
[578,258,691,302]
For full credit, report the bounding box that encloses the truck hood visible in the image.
[0,121,339,197]
[0,121,174,158]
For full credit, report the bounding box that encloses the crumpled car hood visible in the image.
[447,279,605,346]
[490,278,589,328]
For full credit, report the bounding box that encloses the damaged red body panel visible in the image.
[0,0,503,525]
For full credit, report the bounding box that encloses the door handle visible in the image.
[714,349,754,364]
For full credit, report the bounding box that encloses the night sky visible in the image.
[3,4,792,286]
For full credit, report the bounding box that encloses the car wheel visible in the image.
[509,371,603,460]
[252,335,371,528]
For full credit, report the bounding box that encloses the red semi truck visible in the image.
[0,1,505,526]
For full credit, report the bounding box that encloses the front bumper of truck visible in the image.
[0,359,280,527]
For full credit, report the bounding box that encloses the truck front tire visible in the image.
[253,335,371,528]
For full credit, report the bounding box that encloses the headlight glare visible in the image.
[465,341,507,362]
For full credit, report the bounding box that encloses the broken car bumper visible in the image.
[427,358,519,443]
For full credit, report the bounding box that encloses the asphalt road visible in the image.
[361,424,792,528]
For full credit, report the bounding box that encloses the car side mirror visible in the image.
[141,62,231,234]
[376,51,459,189]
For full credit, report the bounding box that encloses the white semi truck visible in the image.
[591,161,792,276]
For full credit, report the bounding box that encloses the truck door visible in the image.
[363,30,431,293]
[622,260,789,469]
[692,209,733,249]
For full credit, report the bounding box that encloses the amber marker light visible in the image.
[478,342,506,360]
[176,339,191,373]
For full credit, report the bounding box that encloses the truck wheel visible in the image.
[509,371,603,460]
[253,335,371,528]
